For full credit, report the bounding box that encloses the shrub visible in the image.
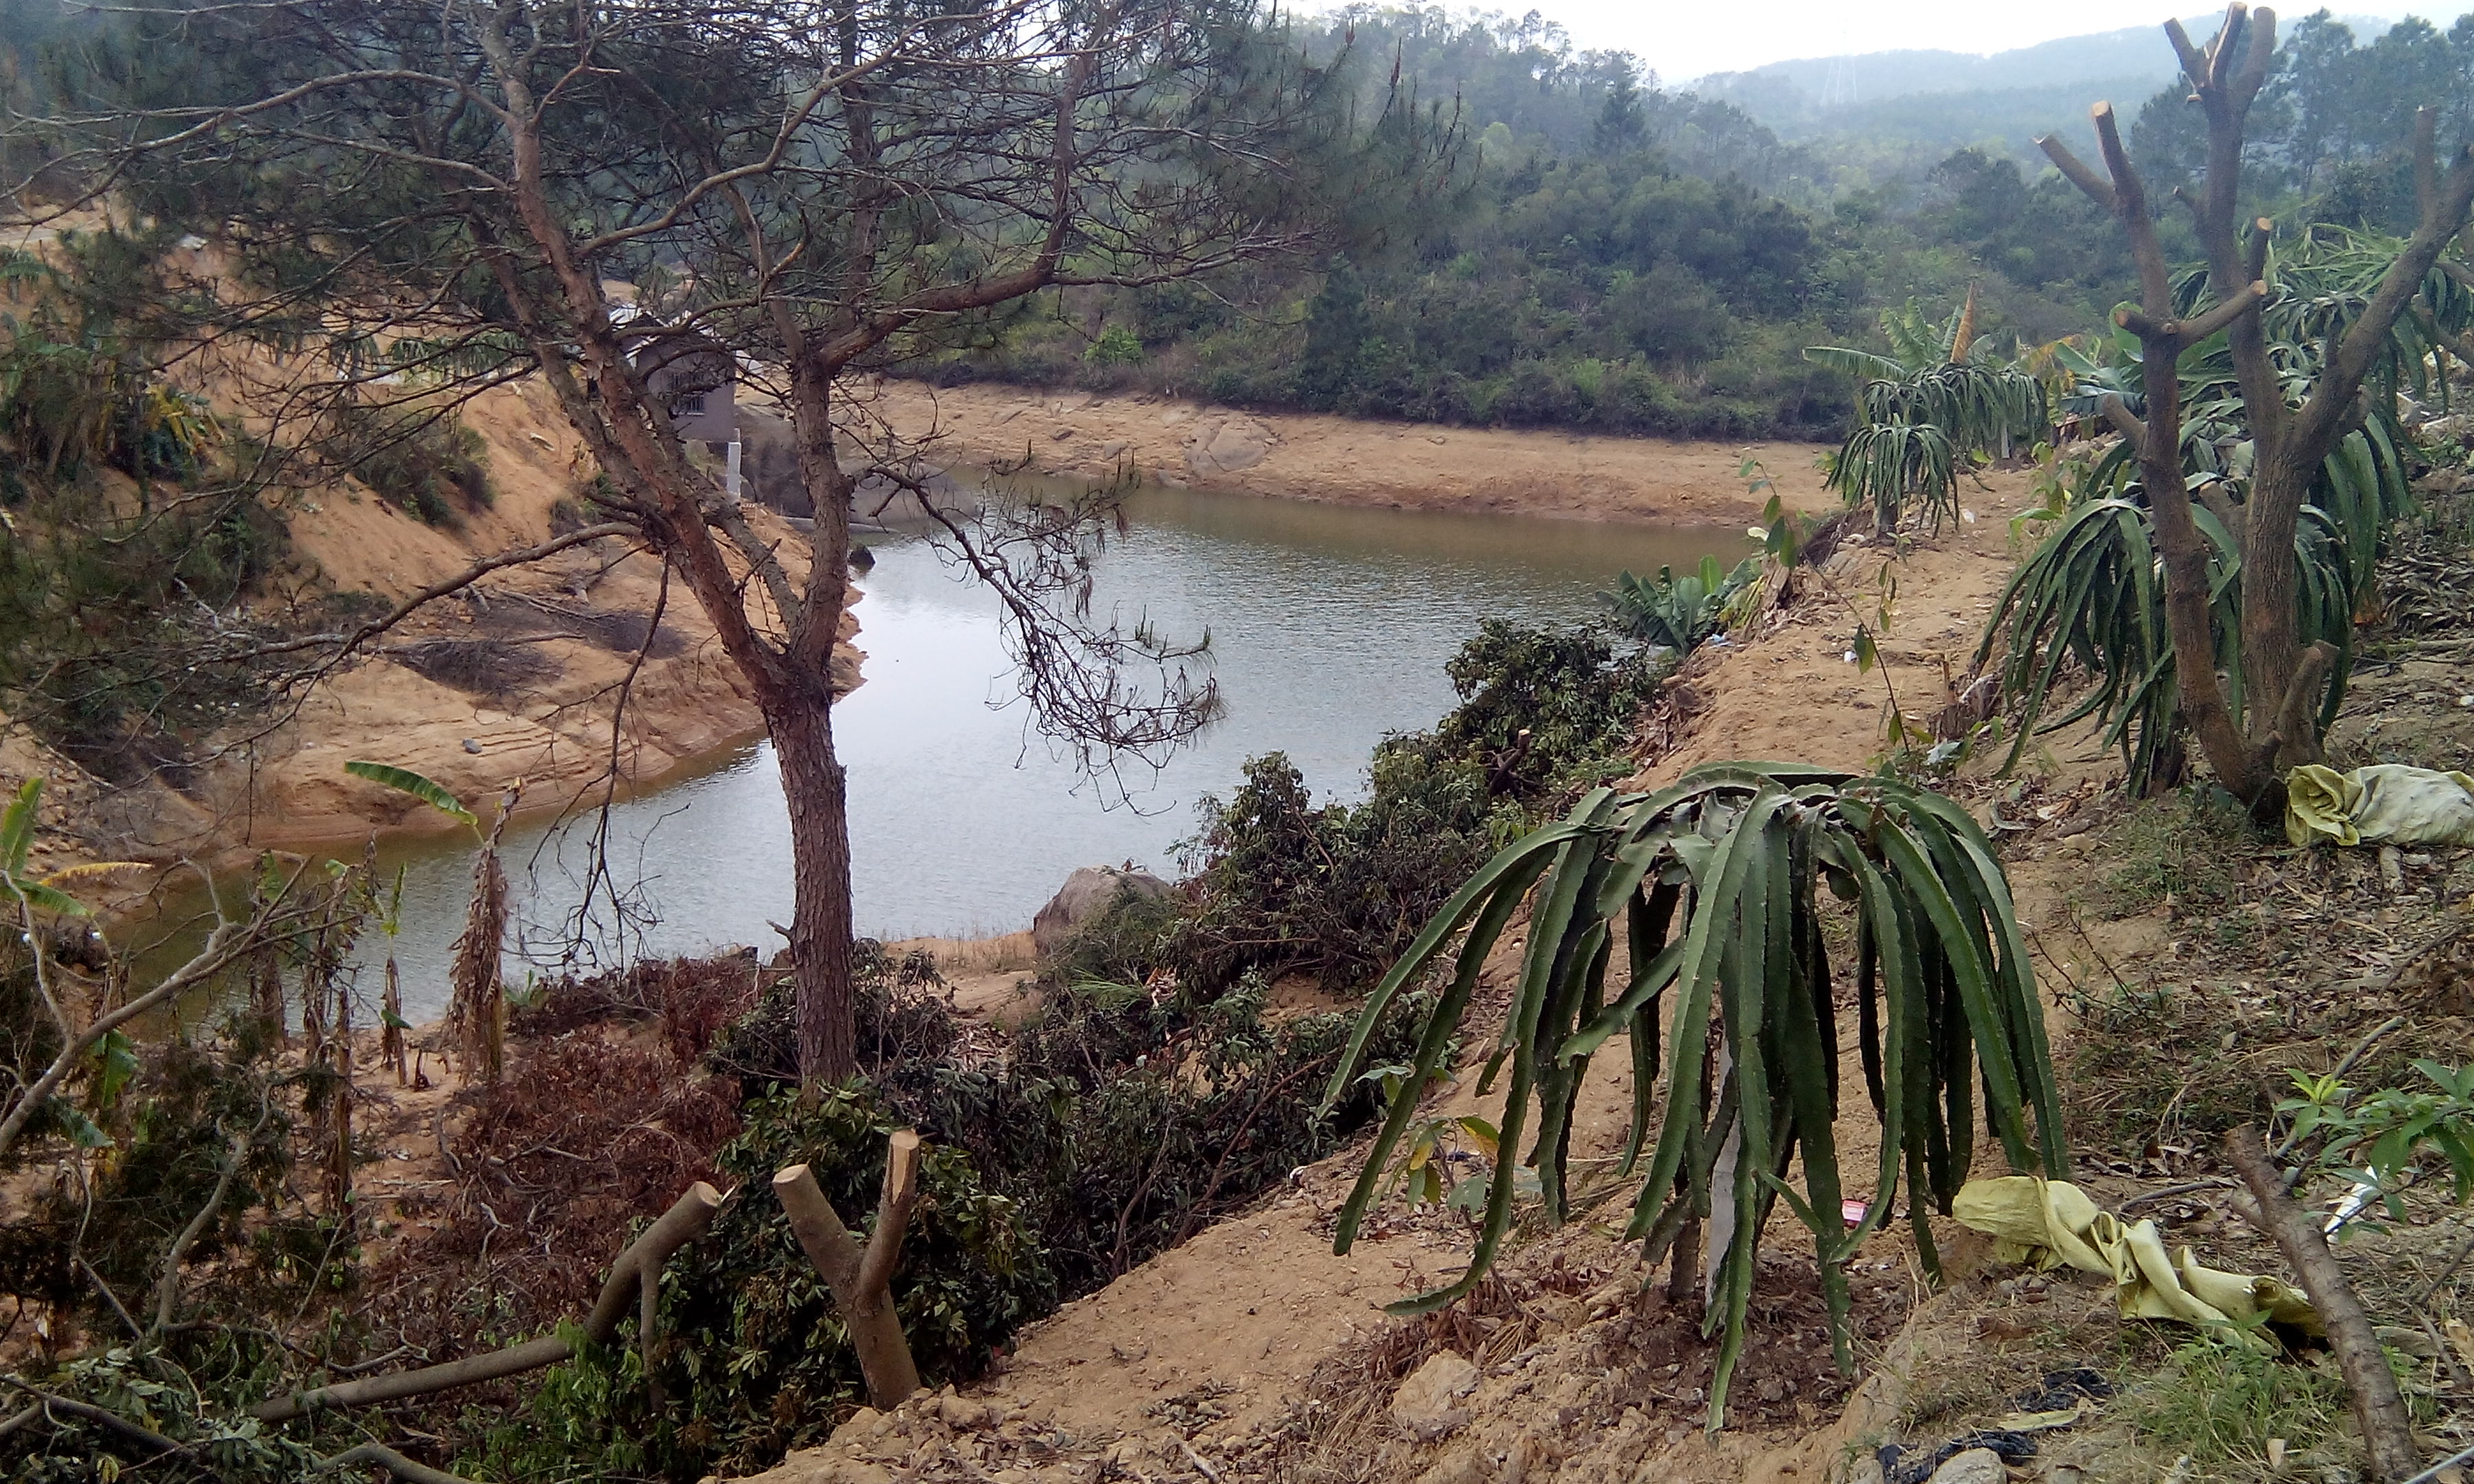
[1083,325,1144,366]
[1599,554,1761,655]
[1427,619,1663,799]
[1172,621,1662,993]
[0,486,292,782]
[330,405,493,527]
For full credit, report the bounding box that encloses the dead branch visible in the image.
[317,1441,481,1484]
[2227,1124,2422,1482]
[254,1180,723,1421]
[772,1129,925,1407]
[0,1381,197,1470]
[0,857,320,1160]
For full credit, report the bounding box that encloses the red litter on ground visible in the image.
[1842,1199,1869,1228]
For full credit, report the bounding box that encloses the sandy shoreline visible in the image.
[861,379,1839,527]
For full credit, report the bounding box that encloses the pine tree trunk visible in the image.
[770,690,858,1085]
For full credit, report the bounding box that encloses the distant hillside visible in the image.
[1697,13,2398,168]
[1695,14,2394,104]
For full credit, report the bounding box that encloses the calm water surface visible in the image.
[155,485,1747,1021]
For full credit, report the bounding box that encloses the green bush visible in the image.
[0,486,291,782]
[1172,620,1663,993]
[1083,326,1144,366]
[1599,554,1761,655]
[491,954,1422,1480]
[330,405,492,527]
[561,1084,1050,1479]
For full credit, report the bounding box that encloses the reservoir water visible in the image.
[146,484,1746,1022]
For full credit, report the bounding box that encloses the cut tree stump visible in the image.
[774,1129,925,1406]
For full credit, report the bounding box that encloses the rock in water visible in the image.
[1030,866,1172,957]
[1390,1351,1480,1440]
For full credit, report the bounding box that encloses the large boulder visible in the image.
[1030,865,1170,957]
[1182,414,1274,478]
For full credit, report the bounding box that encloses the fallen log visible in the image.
[2227,1125,2422,1482]
[256,1180,723,1421]
[774,1129,924,1406]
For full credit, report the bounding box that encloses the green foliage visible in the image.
[2,1345,324,1484]
[0,480,291,783]
[2279,1061,2474,1225]
[1976,276,2421,790]
[0,234,222,486]
[325,404,492,528]
[1174,620,1661,992]
[1082,325,1144,367]
[1598,555,1760,655]
[342,759,478,833]
[1328,763,2067,1429]
[2124,1333,2350,1473]
[1810,301,2047,530]
[1427,620,1665,797]
[493,1085,1050,1480]
[992,974,1420,1292]
[1829,419,1957,530]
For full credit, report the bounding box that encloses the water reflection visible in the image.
[140,484,1748,1022]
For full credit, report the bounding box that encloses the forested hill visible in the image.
[930,4,2474,443]
[8,1,2469,445]
[1696,12,2410,178]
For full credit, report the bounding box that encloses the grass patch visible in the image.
[2117,1335,2351,1481]
[2081,788,2256,922]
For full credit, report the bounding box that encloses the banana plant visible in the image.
[343,760,511,1081]
[1324,763,2067,1430]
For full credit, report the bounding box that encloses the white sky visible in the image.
[1480,1,2428,85]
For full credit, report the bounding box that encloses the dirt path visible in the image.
[858,379,1842,526]
[738,491,2064,1484]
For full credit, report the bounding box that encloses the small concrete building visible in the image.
[633,332,737,445]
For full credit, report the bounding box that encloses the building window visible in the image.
[671,393,706,417]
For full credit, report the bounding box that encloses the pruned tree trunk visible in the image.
[381,958,407,1086]
[256,1181,723,1421]
[2227,1125,2422,1481]
[774,1129,925,1408]
[2039,8,2474,809]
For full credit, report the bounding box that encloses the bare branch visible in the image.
[2098,394,2148,451]
[256,1181,722,1420]
[2038,133,2118,215]
[252,521,639,665]
[317,1442,480,1484]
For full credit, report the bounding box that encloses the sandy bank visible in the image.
[859,379,1842,526]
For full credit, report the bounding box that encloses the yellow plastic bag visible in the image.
[1952,1177,2318,1334]
[2286,763,2474,848]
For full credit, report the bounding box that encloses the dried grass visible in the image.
[361,1030,742,1358]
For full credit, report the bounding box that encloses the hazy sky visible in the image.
[1494,1,2427,84]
